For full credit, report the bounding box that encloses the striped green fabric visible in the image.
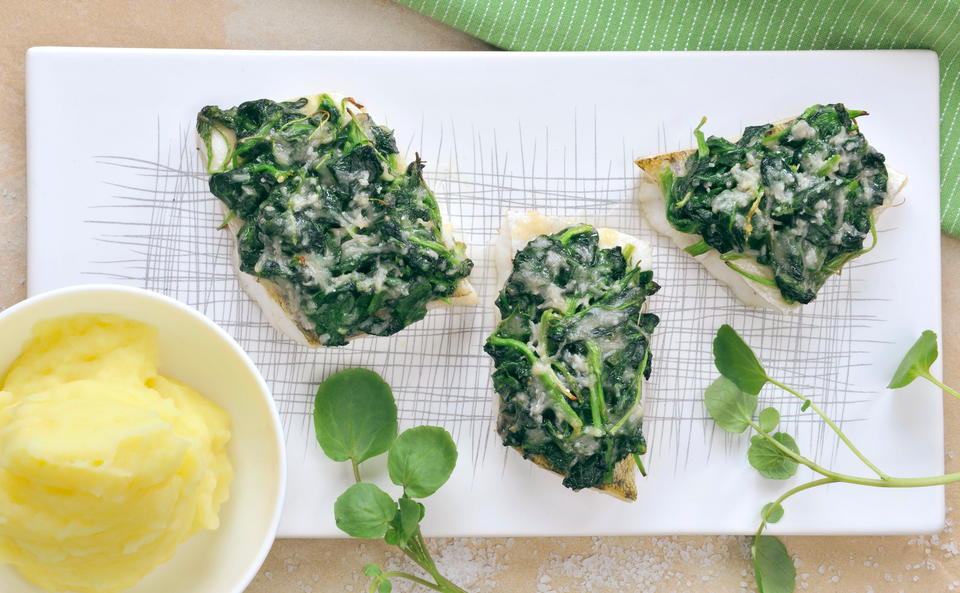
[398,0,960,236]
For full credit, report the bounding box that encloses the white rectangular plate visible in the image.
[26,48,942,537]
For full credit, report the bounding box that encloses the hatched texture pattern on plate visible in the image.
[87,112,888,475]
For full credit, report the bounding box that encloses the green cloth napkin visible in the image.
[398,0,960,236]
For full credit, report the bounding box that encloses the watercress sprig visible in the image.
[706,325,960,593]
[888,329,960,400]
[314,368,471,593]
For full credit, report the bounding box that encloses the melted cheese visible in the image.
[494,210,654,438]
[635,118,910,312]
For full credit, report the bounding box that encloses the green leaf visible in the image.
[888,330,938,389]
[758,407,780,433]
[384,494,427,546]
[334,483,397,539]
[392,497,422,545]
[704,376,758,434]
[748,433,800,480]
[379,580,393,593]
[363,564,382,578]
[753,535,796,593]
[388,426,458,498]
[724,259,778,288]
[314,368,398,464]
[684,239,711,256]
[694,116,709,157]
[761,502,784,524]
[714,325,769,395]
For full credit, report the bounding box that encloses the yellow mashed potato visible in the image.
[0,314,232,593]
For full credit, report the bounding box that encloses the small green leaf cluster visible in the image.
[314,368,469,593]
[705,325,960,593]
[484,225,659,494]
[664,104,888,304]
[197,95,473,346]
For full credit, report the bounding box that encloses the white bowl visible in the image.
[0,285,286,593]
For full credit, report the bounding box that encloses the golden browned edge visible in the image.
[450,277,474,299]
[633,117,795,172]
[242,250,475,348]
[516,449,638,502]
[261,277,323,345]
[250,273,475,347]
[217,200,325,347]
[634,149,693,175]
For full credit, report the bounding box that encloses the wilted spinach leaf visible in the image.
[484,224,659,495]
[663,104,890,304]
[198,94,473,346]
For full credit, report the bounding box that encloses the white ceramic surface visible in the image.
[25,48,943,537]
[0,285,286,593]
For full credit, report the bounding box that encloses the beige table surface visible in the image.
[2,2,959,591]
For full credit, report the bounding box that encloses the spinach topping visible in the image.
[663,104,889,304]
[484,225,659,493]
[197,95,473,346]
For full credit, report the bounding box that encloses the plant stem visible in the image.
[749,421,960,488]
[380,572,446,593]
[486,336,583,432]
[724,260,777,287]
[755,477,836,538]
[767,378,891,480]
[407,235,451,257]
[684,239,709,255]
[923,372,960,401]
[351,459,362,483]
[216,211,235,230]
[408,530,470,593]
[556,224,593,245]
[633,453,648,477]
[842,472,960,488]
[398,540,446,592]
[748,420,835,476]
[433,574,471,593]
[486,336,537,362]
[415,531,442,576]
[585,341,607,428]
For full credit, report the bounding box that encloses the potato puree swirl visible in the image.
[0,314,232,593]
